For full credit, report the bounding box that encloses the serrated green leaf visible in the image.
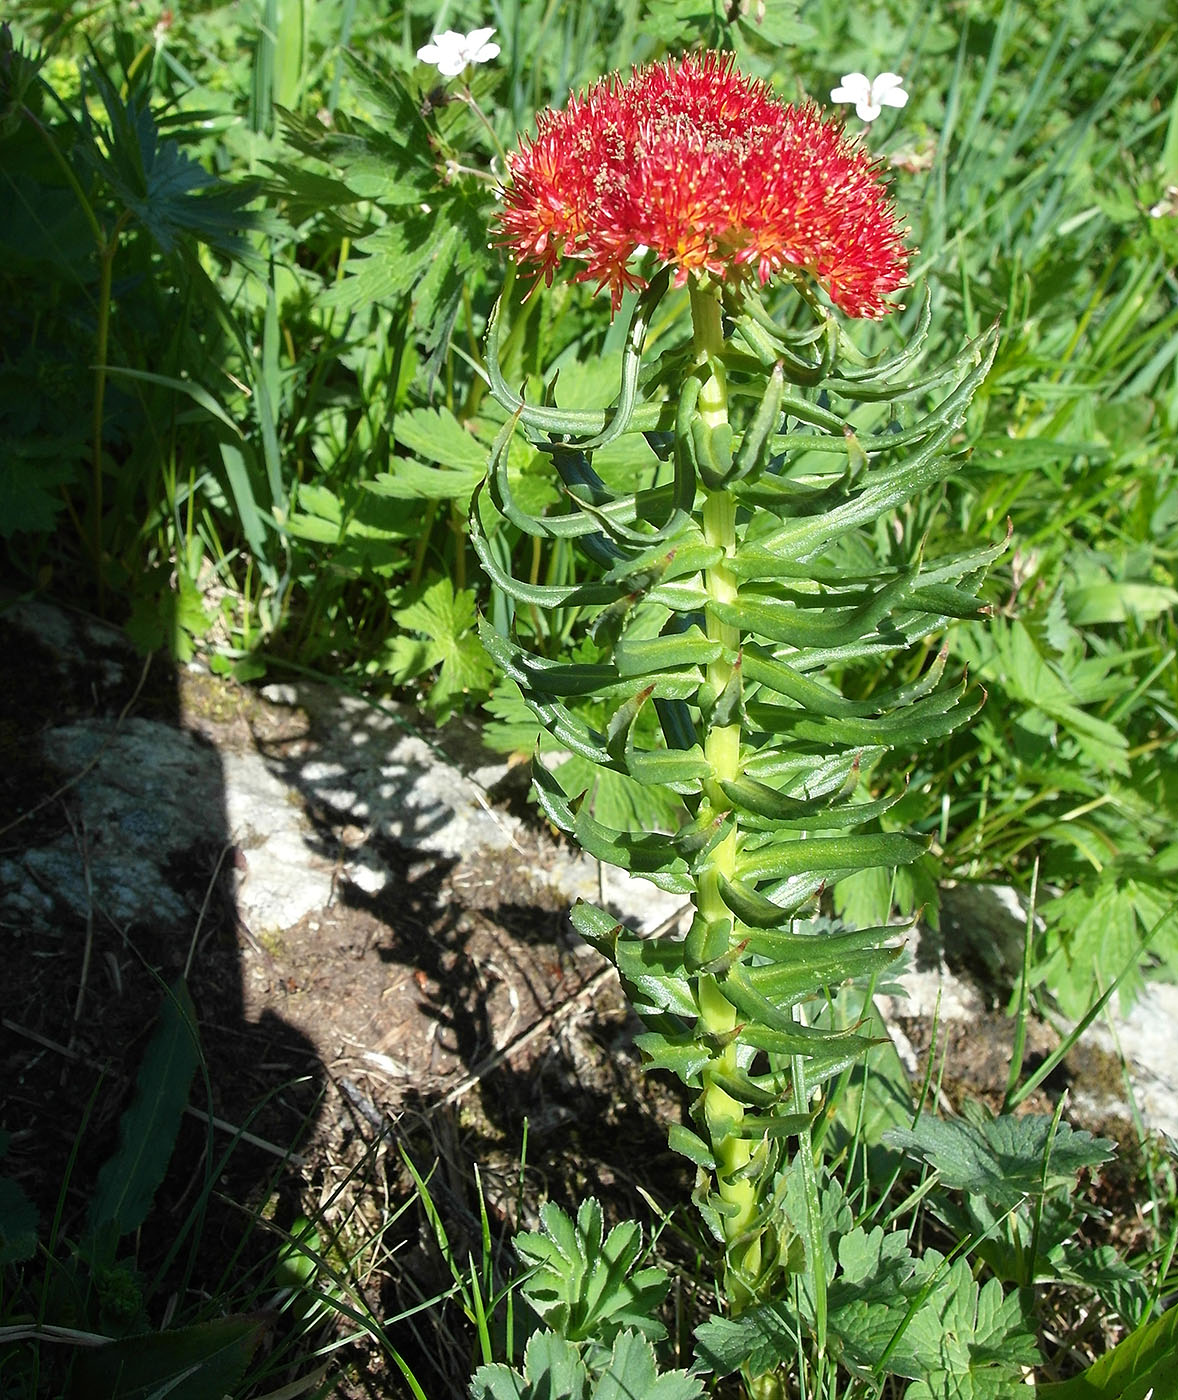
[320,219,437,310]
[822,1226,928,1380]
[1038,881,1148,1017]
[0,453,76,537]
[555,753,685,834]
[394,406,492,472]
[884,1111,1114,1210]
[470,1331,585,1400]
[515,1200,669,1345]
[388,578,494,718]
[901,1257,1038,1398]
[593,1330,705,1400]
[695,1302,796,1380]
[471,1329,704,1400]
[1066,581,1178,626]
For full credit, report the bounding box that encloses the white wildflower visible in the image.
[416,27,500,78]
[831,72,909,123]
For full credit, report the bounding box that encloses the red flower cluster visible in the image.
[497,53,910,317]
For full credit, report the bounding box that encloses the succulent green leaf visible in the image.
[613,935,698,1019]
[637,1032,713,1085]
[709,574,917,650]
[568,901,626,958]
[627,745,711,789]
[739,644,877,717]
[738,1026,879,1082]
[746,682,981,750]
[717,873,819,929]
[614,630,723,678]
[721,778,903,833]
[736,832,926,883]
[740,944,902,1005]
[531,760,693,891]
[754,331,997,562]
[731,362,787,483]
[723,951,897,1029]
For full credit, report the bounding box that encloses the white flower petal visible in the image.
[417,26,500,75]
[832,70,908,122]
[831,72,872,106]
[873,73,909,109]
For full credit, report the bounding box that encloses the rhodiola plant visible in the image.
[471,52,1002,1393]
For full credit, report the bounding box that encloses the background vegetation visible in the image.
[2,0,1176,1394]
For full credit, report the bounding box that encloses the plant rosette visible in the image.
[473,50,999,1383]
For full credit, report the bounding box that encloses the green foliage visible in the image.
[884,1103,1132,1295]
[0,977,374,1399]
[884,1106,1115,1210]
[386,577,496,721]
[6,0,1177,1022]
[6,1,1178,1393]
[696,1162,1041,1393]
[514,1198,671,1345]
[67,1315,269,1400]
[471,1328,705,1400]
[1036,1298,1178,1398]
[476,263,1000,1327]
[0,1133,38,1268]
[86,978,200,1259]
[1,982,215,1389]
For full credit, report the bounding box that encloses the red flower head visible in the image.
[497,52,910,317]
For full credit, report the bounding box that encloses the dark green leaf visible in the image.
[86,979,199,1252]
[884,1111,1115,1209]
[69,1313,268,1400]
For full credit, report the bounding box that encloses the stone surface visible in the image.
[3,596,1176,1144]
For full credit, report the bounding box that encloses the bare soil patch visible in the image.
[0,603,695,1397]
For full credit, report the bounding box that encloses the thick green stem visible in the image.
[688,278,764,1306]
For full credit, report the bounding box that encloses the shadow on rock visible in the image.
[0,599,324,1330]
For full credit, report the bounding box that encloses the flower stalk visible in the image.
[474,52,1000,1388]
